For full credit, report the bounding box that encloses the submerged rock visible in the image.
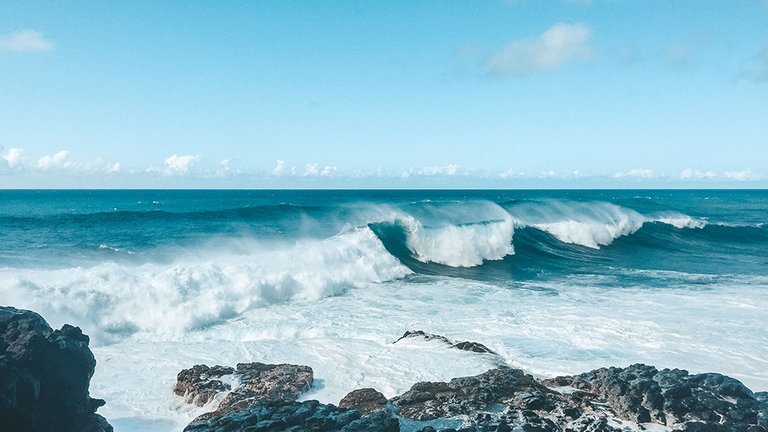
[395,330,498,356]
[0,306,112,432]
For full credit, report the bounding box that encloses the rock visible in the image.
[543,363,765,431]
[174,364,235,406]
[451,341,496,355]
[177,361,315,423]
[339,387,388,414]
[183,399,399,432]
[0,306,112,432]
[393,366,553,420]
[394,330,453,346]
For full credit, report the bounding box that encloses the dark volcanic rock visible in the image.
[0,306,112,432]
[451,341,496,355]
[395,330,499,359]
[339,387,388,414]
[218,362,314,413]
[395,330,453,346]
[543,363,767,431]
[174,364,235,406]
[183,399,400,432]
[393,366,553,420]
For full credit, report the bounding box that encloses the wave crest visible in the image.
[0,227,410,344]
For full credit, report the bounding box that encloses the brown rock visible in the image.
[339,388,388,414]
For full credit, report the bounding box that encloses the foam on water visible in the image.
[80,273,768,431]
[0,227,410,343]
[506,201,646,248]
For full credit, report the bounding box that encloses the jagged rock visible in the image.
[395,330,453,346]
[339,387,388,414]
[183,399,400,432]
[451,341,496,355]
[393,366,552,420]
[0,306,112,432]
[543,363,767,431]
[174,364,235,406]
[177,361,315,423]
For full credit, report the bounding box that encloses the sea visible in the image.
[1,189,767,431]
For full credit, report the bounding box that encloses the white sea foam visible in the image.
[507,201,646,248]
[0,227,411,343]
[354,201,516,267]
[506,201,707,248]
[653,213,707,229]
[401,216,514,267]
[76,273,768,432]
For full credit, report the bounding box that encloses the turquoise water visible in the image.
[2,189,766,277]
[1,190,767,430]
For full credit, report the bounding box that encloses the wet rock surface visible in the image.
[339,387,389,414]
[177,362,401,432]
[174,364,235,406]
[0,306,112,432]
[176,334,768,432]
[543,363,768,432]
[184,399,400,432]
[395,330,498,357]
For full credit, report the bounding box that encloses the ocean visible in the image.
[1,189,767,431]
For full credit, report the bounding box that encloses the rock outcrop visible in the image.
[177,362,400,432]
[175,333,768,432]
[339,388,388,414]
[544,363,768,431]
[394,330,498,356]
[174,364,235,406]
[0,306,112,432]
[183,399,399,432]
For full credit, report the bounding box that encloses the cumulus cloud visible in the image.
[0,29,54,53]
[271,160,335,177]
[488,23,592,78]
[417,165,460,176]
[272,160,292,176]
[36,150,70,170]
[2,147,24,168]
[161,154,198,176]
[680,169,717,180]
[723,169,760,181]
[614,168,654,179]
[34,150,120,173]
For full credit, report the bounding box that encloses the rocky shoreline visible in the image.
[3,307,767,432]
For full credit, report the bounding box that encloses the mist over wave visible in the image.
[0,227,410,343]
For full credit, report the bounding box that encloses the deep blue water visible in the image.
[1,189,766,285]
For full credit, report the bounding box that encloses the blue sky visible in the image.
[1,0,767,188]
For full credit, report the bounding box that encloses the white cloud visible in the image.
[36,150,70,170]
[680,169,717,180]
[272,160,293,176]
[34,150,120,174]
[417,165,460,176]
[303,163,319,177]
[614,168,654,178]
[0,29,54,53]
[161,154,198,176]
[723,169,760,181]
[488,23,592,78]
[2,147,24,168]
